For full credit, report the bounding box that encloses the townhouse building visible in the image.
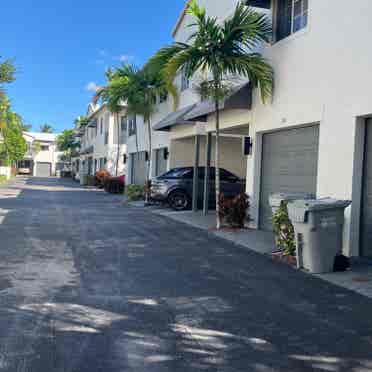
[18,132,62,177]
[125,104,172,186]
[75,102,128,181]
[147,0,372,259]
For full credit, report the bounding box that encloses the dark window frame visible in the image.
[274,0,308,42]
[246,0,271,8]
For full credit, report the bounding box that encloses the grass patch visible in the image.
[0,175,8,184]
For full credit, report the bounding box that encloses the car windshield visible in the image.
[159,168,192,179]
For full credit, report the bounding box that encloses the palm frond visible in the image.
[223,53,274,103]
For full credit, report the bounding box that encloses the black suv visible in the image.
[151,167,246,211]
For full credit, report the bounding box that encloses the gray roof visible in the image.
[184,83,252,122]
[153,104,197,132]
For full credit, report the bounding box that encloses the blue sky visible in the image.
[1,0,186,133]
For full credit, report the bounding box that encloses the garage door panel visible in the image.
[155,148,168,177]
[361,119,372,257]
[259,126,319,231]
[35,162,51,177]
[131,152,147,185]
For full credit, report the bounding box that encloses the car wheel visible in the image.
[168,190,191,211]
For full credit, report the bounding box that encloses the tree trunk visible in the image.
[145,118,152,203]
[115,112,120,176]
[134,115,139,182]
[215,98,221,230]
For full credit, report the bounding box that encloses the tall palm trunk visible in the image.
[133,115,140,184]
[145,118,152,203]
[214,97,221,230]
[115,112,120,176]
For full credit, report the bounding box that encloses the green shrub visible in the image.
[0,175,8,184]
[126,184,144,201]
[272,201,296,256]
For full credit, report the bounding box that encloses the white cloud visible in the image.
[86,82,99,93]
[117,54,134,63]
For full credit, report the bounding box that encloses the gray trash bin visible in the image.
[288,198,351,273]
[269,192,314,215]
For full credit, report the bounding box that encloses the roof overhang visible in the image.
[153,104,197,132]
[184,83,252,122]
[172,0,192,37]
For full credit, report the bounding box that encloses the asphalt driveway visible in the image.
[0,177,372,372]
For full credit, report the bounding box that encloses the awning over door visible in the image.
[184,83,252,122]
[153,104,197,132]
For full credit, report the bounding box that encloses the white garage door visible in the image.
[35,162,51,177]
[259,125,320,231]
[130,152,147,185]
[155,148,168,177]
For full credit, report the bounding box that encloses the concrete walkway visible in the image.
[1,177,372,371]
[150,208,276,255]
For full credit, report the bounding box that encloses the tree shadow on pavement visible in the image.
[0,177,372,371]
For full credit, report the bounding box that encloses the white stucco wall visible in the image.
[239,0,372,257]
[168,0,372,257]
[80,106,128,176]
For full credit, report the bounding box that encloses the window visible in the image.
[100,118,103,135]
[292,0,308,33]
[159,91,168,104]
[181,68,190,91]
[41,145,49,151]
[104,131,109,145]
[276,0,308,41]
[160,168,193,179]
[121,116,128,132]
[220,169,239,182]
[246,0,271,8]
[120,116,128,144]
[128,115,137,136]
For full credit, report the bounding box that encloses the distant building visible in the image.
[18,132,63,177]
[73,103,128,181]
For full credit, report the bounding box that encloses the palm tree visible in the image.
[0,58,15,87]
[97,64,175,192]
[94,70,127,177]
[40,124,54,133]
[147,1,274,229]
[74,116,89,129]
